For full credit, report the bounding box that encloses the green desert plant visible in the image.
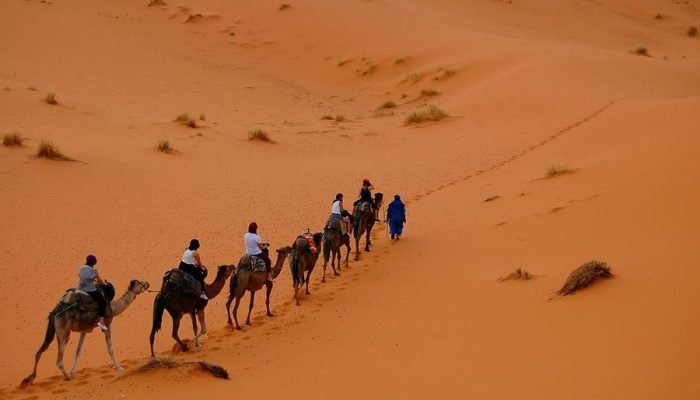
[248,129,273,142]
[404,105,448,125]
[44,92,58,105]
[558,260,612,295]
[36,140,72,160]
[688,26,698,37]
[498,268,532,282]
[544,163,574,178]
[2,132,23,146]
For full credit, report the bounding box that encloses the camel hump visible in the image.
[165,268,202,296]
[237,254,266,272]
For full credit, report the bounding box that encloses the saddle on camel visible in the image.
[160,268,207,299]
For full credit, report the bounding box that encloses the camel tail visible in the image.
[152,294,166,333]
[40,307,59,350]
[323,234,332,262]
[229,271,238,297]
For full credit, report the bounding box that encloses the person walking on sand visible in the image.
[179,239,209,300]
[386,194,407,240]
[78,255,109,331]
[245,222,273,282]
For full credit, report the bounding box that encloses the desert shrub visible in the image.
[544,164,574,178]
[320,115,334,120]
[157,139,175,153]
[378,101,396,109]
[434,68,456,81]
[401,72,425,84]
[45,92,58,105]
[498,268,532,282]
[248,129,273,142]
[558,260,612,295]
[654,13,663,20]
[279,3,291,10]
[175,113,197,128]
[631,46,650,56]
[334,115,346,122]
[2,132,23,146]
[359,63,377,76]
[148,0,167,6]
[404,105,447,125]
[688,26,698,37]
[36,140,72,160]
[420,88,439,97]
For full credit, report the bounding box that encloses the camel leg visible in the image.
[190,311,198,340]
[226,295,234,326]
[305,269,312,295]
[170,314,187,352]
[331,248,340,276]
[322,259,328,283]
[265,282,274,317]
[232,294,243,330]
[104,329,123,372]
[245,291,256,325]
[365,226,372,251]
[68,332,86,379]
[55,328,71,380]
[194,310,206,348]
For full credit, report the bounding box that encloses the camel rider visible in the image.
[328,193,351,236]
[353,178,378,221]
[179,239,208,300]
[78,255,109,332]
[245,222,273,283]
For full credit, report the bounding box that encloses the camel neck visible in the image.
[110,290,137,316]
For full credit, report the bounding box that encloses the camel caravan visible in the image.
[21,180,399,386]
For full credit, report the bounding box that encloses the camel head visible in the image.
[127,279,150,294]
[277,246,292,259]
[214,264,236,281]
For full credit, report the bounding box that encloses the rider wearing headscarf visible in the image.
[386,194,407,240]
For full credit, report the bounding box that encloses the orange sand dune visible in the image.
[1,0,699,398]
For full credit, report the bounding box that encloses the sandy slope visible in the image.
[1,0,699,398]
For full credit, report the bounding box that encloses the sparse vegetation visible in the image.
[434,68,456,81]
[359,63,377,76]
[394,56,411,65]
[631,46,650,57]
[334,115,346,122]
[498,268,532,282]
[148,0,167,6]
[174,113,197,128]
[378,101,396,109]
[558,260,612,295]
[157,139,175,153]
[44,92,58,105]
[2,132,23,146]
[116,357,228,380]
[544,163,574,178]
[248,129,273,142]
[337,59,351,67]
[404,105,448,125]
[36,140,72,161]
[279,3,291,11]
[420,88,439,97]
[401,72,425,85]
[320,115,334,120]
[688,26,698,37]
[654,13,663,20]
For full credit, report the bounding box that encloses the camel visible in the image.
[21,280,150,387]
[149,264,234,357]
[322,225,351,282]
[290,232,323,305]
[353,193,383,255]
[225,246,291,330]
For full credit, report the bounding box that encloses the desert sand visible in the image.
[1,0,700,398]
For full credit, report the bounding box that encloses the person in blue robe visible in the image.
[386,194,407,240]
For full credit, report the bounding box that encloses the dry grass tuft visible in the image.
[2,132,23,146]
[358,63,377,76]
[498,268,532,282]
[404,105,448,125]
[199,113,206,121]
[44,92,58,105]
[148,0,167,6]
[248,129,273,142]
[558,260,612,295]
[654,13,663,20]
[631,46,650,57]
[157,139,176,153]
[175,113,197,128]
[36,140,73,161]
[378,101,396,109]
[279,3,291,11]
[337,59,351,67]
[394,56,411,65]
[688,26,698,37]
[334,115,346,122]
[420,88,439,97]
[401,72,425,85]
[434,68,456,81]
[320,115,334,120]
[117,357,229,380]
[544,164,574,178]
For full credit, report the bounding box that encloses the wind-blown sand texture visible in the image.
[1,0,700,398]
